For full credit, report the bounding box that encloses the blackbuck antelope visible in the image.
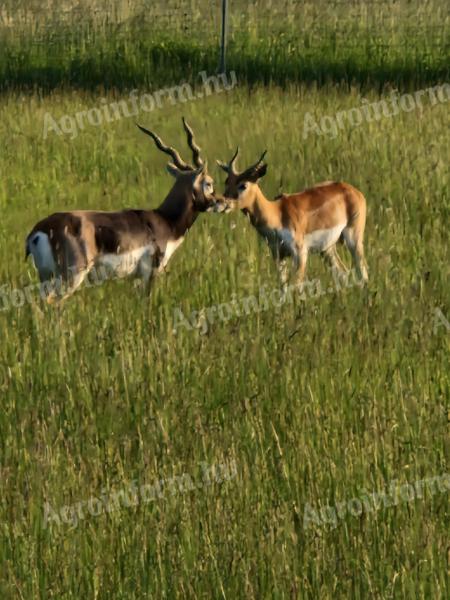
[26,119,217,302]
[214,149,368,285]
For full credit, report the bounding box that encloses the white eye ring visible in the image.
[238,183,247,193]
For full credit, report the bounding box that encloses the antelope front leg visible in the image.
[276,259,290,291]
[135,252,156,297]
[294,246,308,285]
[133,272,154,296]
[138,267,155,297]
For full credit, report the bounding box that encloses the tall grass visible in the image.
[0,0,449,90]
[0,85,448,598]
[0,2,448,597]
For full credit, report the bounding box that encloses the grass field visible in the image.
[1,85,449,598]
[1,1,449,599]
[1,0,449,89]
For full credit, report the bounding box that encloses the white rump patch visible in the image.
[27,232,57,279]
[305,224,346,252]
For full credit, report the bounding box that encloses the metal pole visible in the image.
[219,0,228,73]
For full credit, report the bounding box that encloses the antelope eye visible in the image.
[238,182,248,192]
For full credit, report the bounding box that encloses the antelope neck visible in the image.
[156,188,199,239]
[243,188,282,230]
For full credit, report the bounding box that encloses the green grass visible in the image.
[1,2,449,597]
[0,85,448,598]
[0,0,449,90]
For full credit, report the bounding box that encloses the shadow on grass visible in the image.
[0,36,448,93]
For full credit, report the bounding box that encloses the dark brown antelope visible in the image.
[26,118,217,302]
[213,148,368,285]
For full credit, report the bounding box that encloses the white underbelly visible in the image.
[305,224,346,252]
[96,246,153,278]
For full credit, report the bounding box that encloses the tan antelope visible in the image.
[26,119,217,302]
[214,149,368,285]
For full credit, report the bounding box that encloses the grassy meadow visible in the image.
[1,0,449,89]
[0,1,449,599]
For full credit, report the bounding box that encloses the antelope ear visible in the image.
[166,163,182,178]
[216,160,229,173]
[248,163,268,182]
[191,163,206,185]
